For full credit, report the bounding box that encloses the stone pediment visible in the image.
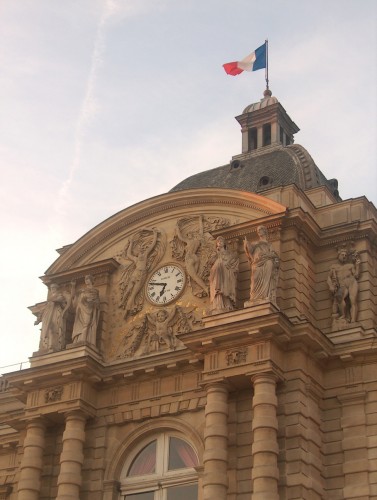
[46,188,286,273]
[33,189,286,364]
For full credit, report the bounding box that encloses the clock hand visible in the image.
[159,283,167,296]
[149,282,167,287]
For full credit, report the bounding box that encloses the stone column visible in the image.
[203,381,229,500]
[241,129,248,153]
[257,127,263,149]
[56,410,87,500]
[17,418,46,500]
[271,121,279,145]
[251,373,279,500]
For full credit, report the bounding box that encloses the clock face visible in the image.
[146,264,186,305]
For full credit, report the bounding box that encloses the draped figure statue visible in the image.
[71,275,100,345]
[35,283,70,351]
[244,225,279,306]
[209,236,239,314]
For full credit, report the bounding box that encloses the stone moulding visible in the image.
[46,189,287,273]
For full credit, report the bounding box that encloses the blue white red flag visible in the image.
[223,43,266,76]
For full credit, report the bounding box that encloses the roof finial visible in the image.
[263,88,272,98]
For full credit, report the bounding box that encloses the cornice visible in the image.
[4,345,203,392]
[211,211,286,240]
[40,257,119,285]
[45,189,286,274]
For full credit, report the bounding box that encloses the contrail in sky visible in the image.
[55,0,117,218]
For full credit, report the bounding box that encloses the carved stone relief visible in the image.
[116,228,166,319]
[226,347,247,366]
[106,216,233,361]
[328,243,360,329]
[44,386,64,403]
[244,225,280,306]
[114,305,202,359]
[171,216,230,298]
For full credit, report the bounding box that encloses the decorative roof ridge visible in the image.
[284,143,319,190]
[231,143,285,162]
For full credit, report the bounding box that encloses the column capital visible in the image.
[250,372,280,385]
[202,379,230,393]
[22,416,48,429]
[61,409,89,422]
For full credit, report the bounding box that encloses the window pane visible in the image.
[128,440,157,476]
[125,492,154,500]
[168,437,198,470]
[167,483,198,500]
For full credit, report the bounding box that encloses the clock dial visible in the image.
[146,264,186,305]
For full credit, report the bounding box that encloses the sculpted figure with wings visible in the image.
[171,215,210,297]
[118,227,166,319]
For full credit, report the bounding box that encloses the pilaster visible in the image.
[338,391,370,500]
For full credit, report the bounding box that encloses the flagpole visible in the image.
[265,39,269,91]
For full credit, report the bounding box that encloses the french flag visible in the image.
[223,43,266,76]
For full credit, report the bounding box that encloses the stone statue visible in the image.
[114,305,202,359]
[174,216,208,297]
[116,317,148,359]
[243,225,279,306]
[327,245,360,324]
[35,283,71,352]
[147,307,178,350]
[71,275,100,345]
[209,236,239,314]
[119,228,162,319]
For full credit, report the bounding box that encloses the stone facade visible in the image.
[1,94,376,499]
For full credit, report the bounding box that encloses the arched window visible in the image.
[120,432,199,500]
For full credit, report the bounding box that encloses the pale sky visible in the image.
[0,0,376,371]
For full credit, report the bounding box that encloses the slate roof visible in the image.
[170,143,340,200]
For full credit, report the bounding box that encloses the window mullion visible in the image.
[162,433,169,474]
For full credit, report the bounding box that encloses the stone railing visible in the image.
[0,377,10,392]
[0,361,30,392]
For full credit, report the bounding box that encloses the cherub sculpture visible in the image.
[147,307,177,350]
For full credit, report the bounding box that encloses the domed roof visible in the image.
[170,144,340,199]
[170,92,340,200]
[242,91,279,114]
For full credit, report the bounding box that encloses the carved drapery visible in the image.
[244,225,279,306]
[209,236,239,315]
